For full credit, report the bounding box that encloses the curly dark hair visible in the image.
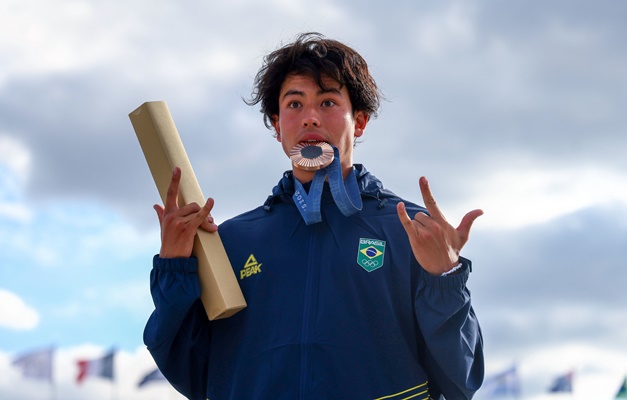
[246,32,381,129]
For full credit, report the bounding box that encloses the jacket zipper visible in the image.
[299,226,319,399]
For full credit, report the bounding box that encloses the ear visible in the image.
[353,111,369,138]
[271,115,281,141]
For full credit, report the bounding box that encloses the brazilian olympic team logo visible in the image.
[357,238,386,272]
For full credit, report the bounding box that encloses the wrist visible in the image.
[440,257,471,277]
[440,261,462,276]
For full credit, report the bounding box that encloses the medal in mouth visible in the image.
[289,143,363,225]
[289,141,334,171]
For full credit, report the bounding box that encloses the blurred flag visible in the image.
[548,370,574,393]
[616,377,627,399]
[12,347,54,382]
[138,367,167,387]
[76,349,115,384]
[482,364,520,397]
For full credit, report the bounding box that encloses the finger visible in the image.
[176,202,203,217]
[457,209,484,243]
[164,167,181,214]
[203,215,218,232]
[198,198,219,232]
[419,176,445,221]
[396,202,417,235]
[413,211,430,228]
[153,204,165,225]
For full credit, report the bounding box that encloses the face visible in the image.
[271,74,369,182]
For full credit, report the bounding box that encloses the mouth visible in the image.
[299,139,332,150]
[289,141,335,171]
[301,139,327,144]
[299,133,328,145]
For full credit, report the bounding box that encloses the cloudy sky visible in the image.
[1,0,626,399]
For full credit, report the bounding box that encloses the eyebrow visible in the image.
[281,86,342,100]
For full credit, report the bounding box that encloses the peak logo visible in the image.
[240,254,262,280]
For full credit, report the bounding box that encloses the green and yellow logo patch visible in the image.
[357,238,386,272]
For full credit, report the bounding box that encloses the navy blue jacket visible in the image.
[144,165,484,400]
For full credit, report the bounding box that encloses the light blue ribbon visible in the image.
[292,146,363,225]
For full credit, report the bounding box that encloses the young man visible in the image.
[146,33,484,400]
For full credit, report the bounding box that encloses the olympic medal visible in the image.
[289,142,334,171]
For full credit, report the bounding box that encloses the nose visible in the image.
[302,110,320,128]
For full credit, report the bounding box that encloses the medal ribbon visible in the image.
[292,146,363,225]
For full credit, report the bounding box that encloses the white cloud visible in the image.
[0,0,251,91]
[0,289,40,330]
[51,280,153,320]
[0,202,32,223]
[410,2,477,56]
[1,198,160,270]
[0,135,32,222]
[0,0,112,76]
[455,162,627,230]
[0,135,31,181]
[267,0,344,20]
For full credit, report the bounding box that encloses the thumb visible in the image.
[457,209,484,243]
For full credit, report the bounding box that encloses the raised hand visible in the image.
[153,167,218,258]
[397,176,483,276]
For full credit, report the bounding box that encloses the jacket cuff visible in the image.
[421,257,471,289]
[153,255,198,273]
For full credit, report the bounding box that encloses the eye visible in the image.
[321,99,336,107]
[287,101,301,109]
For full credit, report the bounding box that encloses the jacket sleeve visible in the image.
[143,255,211,400]
[414,258,484,399]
